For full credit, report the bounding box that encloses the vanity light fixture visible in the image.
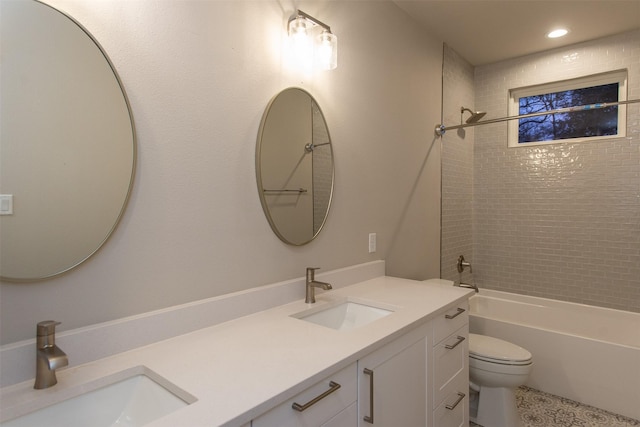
[288,9,337,70]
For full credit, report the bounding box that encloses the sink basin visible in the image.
[293,299,395,331]
[1,366,196,427]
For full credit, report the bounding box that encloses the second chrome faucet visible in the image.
[305,267,332,303]
[34,320,68,389]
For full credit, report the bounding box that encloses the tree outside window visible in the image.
[518,83,619,143]
[508,70,627,147]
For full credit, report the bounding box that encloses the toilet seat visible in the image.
[469,333,532,366]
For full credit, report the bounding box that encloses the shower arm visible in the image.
[435,98,640,136]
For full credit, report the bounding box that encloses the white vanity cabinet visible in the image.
[357,322,429,427]
[250,295,471,427]
[251,363,357,427]
[429,302,469,427]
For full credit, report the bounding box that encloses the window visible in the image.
[508,70,627,147]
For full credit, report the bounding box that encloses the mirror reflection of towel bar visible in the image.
[305,142,331,152]
[263,188,308,193]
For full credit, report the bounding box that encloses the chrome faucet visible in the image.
[455,255,479,293]
[457,255,472,274]
[34,320,68,389]
[305,267,332,303]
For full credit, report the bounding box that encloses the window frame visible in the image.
[507,70,627,147]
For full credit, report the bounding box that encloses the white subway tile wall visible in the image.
[443,30,640,312]
[441,45,475,284]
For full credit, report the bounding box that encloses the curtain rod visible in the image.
[435,98,640,136]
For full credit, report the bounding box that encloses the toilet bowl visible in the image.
[468,333,532,427]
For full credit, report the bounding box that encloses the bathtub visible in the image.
[469,289,640,421]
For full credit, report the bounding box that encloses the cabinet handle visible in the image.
[363,368,374,424]
[445,392,466,410]
[445,307,465,319]
[291,381,341,412]
[445,335,466,350]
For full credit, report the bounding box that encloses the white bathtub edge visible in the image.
[469,291,640,421]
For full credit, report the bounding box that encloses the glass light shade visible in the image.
[289,17,314,68]
[289,16,312,36]
[317,31,337,70]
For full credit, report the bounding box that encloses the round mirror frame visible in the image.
[256,88,334,246]
[0,1,136,282]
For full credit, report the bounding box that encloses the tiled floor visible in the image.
[470,386,640,427]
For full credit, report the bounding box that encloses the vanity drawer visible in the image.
[252,363,357,427]
[433,301,469,344]
[322,402,357,427]
[433,385,468,427]
[434,325,468,407]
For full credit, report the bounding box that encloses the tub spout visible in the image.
[456,281,479,293]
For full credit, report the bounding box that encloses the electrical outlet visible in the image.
[0,195,13,215]
[368,233,376,253]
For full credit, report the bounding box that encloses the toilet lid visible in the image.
[469,333,532,365]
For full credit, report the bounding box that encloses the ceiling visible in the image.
[392,0,640,66]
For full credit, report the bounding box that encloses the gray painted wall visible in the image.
[0,1,444,344]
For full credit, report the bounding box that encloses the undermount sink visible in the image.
[1,366,196,427]
[293,298,395,331]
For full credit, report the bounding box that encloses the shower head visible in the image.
[461,107,486,124]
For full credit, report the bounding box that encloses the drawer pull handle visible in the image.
[445,392,466,410]
[445,307,465,319]
[363,368,374,423]
[445,335,466,350]
[291,381,341,412]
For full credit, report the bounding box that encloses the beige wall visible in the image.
[0,1,443,344]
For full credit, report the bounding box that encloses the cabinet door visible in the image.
[358,337,427,427]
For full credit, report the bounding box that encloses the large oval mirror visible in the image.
[256,88,334,246]
[0,0,136,281]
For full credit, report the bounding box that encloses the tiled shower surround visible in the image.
[441,46,475,285]
[442,30,640,313]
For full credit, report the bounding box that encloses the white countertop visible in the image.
[0,276,471,426]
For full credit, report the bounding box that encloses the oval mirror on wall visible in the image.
[0,0,136,281]
[256,88,334,246]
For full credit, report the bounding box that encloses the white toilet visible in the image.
[468,333,533,427]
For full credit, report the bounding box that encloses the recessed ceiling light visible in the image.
[547,29,569,39]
